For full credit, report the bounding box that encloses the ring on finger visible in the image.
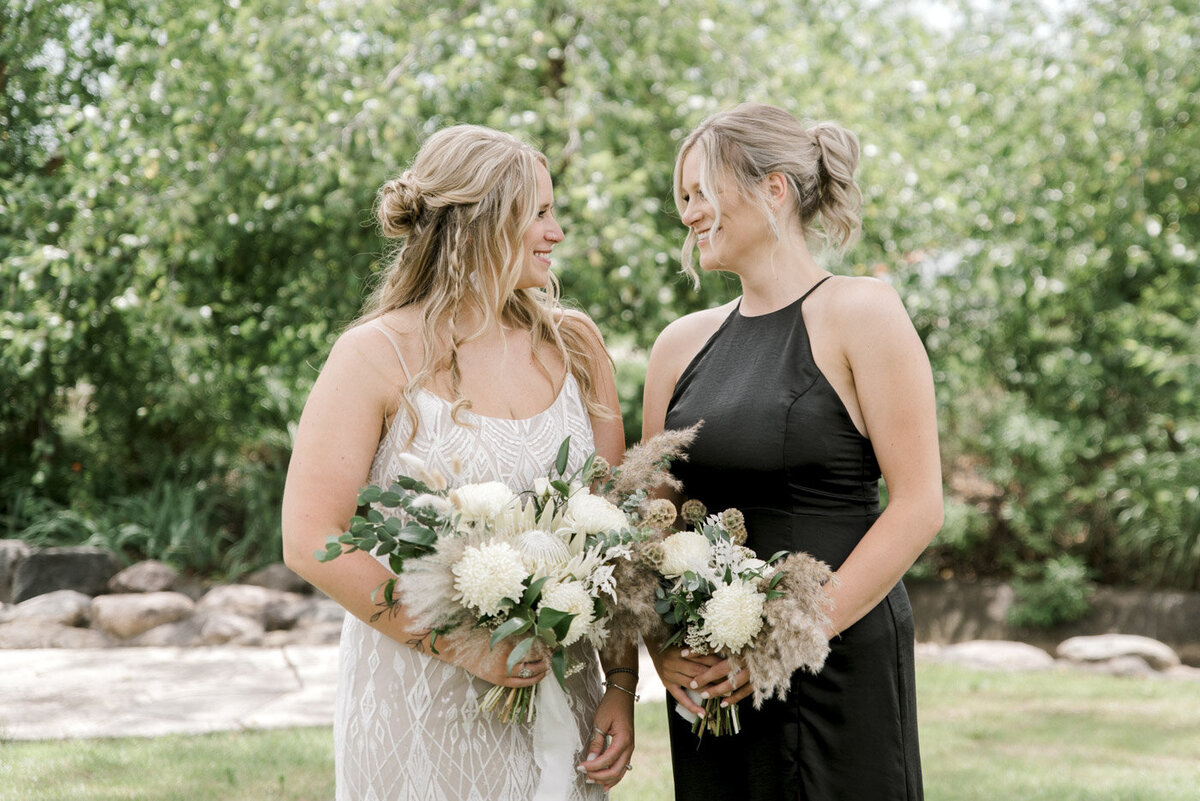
[592,725,606,737]
[624,764,632,771]
[517,667,533,679]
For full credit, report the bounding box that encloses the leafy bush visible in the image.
[1008,555,1095,629]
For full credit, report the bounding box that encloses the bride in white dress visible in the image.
[282,125,636,800]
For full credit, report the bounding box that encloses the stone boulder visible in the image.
[243,563,312,595]
[91,592,196,639]
[938,640,1056,671]
[198,584,303,626]
[195,609,265,646]
[12,589,93,627]
[0,619,115,648]
[0,539,34,603]
[11,546,120,603]
[109,560,178,593]
[1057,634,1181,671]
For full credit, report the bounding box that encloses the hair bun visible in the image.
[377,171,426,237]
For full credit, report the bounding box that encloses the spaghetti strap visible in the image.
[369,320,413,381]
[800,274,835,302]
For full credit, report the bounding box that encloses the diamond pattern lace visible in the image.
[334,375,605,801]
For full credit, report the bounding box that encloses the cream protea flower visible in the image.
[660,531,713,577]
[452,541,529,616]
[515,529,572,577]
[700,580,766,654]
[450,482,518,523]
[642,498,677,530]
[680,499,708,527]
[540,580,595,647]
[720,508,747,545]
[566,492,628,535]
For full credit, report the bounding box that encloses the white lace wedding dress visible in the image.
[334,326,605,801]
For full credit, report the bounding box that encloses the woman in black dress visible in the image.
[642,103,943,800]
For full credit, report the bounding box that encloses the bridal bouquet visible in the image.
[316,428,702,725]
[633,500,836,738]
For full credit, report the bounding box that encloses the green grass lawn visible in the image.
[2,663,1198,801]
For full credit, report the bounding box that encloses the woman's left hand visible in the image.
[689,654,754,707]
[577,684,635,790]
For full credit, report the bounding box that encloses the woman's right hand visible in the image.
[650,643,723,717]
[445,637,551,688]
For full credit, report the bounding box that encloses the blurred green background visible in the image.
[2,0,1197,624]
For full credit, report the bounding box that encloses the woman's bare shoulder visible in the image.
[654,300,737,352]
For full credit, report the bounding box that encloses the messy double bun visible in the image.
[376,170,427,238]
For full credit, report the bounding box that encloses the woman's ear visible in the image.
[765,172,789,211]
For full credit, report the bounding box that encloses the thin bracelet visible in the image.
[603,681,640,702]
[605,667,638,680]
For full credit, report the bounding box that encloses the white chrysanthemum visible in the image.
[700,579,766,654]
[541,580,595,647]
[452,541,528,616]
[659,531,713,577]
[450,482,518,523]
[566,492,628,535]
[515,529,572,576]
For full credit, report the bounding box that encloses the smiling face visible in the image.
[514,161,564,290]
[678,145,771,276]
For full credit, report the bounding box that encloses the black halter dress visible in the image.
[662,277,923,800]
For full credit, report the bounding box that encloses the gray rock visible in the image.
[91,592,196,639]
[1057,634,1181,671]
[196,609,265,646]
[198,584,302,625]
[938,640,1056,671]
[108,560,178,593]
[263,596,312,631]
[11,546,120,602]
[243,563,312,594]
[129,618,206,647]
[13,589,93,626]
[0,539,34,603]
[1073,654,1156,677]
[300,598,347,628]
[0,620,115,648]
[262,621,343,647]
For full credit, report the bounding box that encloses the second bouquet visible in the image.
[640,500,837,738]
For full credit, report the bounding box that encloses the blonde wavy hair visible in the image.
[673,102,863,286]
[358,124,610,440]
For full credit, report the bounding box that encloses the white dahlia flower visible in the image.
[659,531,713,578]
[700,580,766,654]
[566,492,628,535]
[540,580,595,647]
[450,482,518,523]
[452,541,528,616]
